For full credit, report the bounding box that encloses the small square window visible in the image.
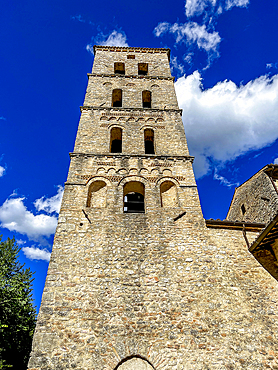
[127,55,135,59]
[138,63,148,75]
[114,62,125,75]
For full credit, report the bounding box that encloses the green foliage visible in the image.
[0,237,36,369]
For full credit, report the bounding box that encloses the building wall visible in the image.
[227,171,278,224]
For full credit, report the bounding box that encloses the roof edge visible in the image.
[93,45,171,60]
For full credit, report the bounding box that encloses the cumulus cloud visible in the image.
[0,166,5,177]
[274,158,278,165]
[0,186,63,241]
[175,71,278,178]
[34,185,63,214]
[86,30,128,55]
[0,197,58,240]
[22,246,51,262]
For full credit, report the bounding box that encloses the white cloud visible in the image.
[102,30,128,47]
[171,56,185,76]
[22,246,51,262]
[34,185,64,214]
[184,0,249,17]
[86,30,128,55]
[213,170,239,187]
[71,15,85,22]
[0,197,58,240]
[0,166,5,177]
[154,22,221,53]
[274,158,278,165]
[185,0,216,18]
[175,71,278,178]
[16,239,26,246]
[225,0,249,10]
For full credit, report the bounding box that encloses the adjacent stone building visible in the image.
[28,46,278,370]
[227,164,278,224]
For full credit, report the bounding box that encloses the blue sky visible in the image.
[1,0,278,311]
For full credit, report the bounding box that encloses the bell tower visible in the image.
[28,46,205,370]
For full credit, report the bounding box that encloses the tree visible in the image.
[0,237,36,369]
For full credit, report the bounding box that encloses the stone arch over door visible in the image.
[115,356,155,370]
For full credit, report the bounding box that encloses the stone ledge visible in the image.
[87,73,175,81]
[69,153,194,162]
[80,106,182,114]
[206,219,265,232]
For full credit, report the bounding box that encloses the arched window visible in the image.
[160,181,178,207]
[112,89,122,107]
[123,182,145,213]
[138,63,148,75]
[144,129,155,154]
[87,181,107,208]
[110,127,122,153]
[142,90,151,108]
[114,62,125,75]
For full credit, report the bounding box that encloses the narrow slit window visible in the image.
[112,89,122,107]
[142,90,151,108]
[144,129,155,154]
[241,204,246,215]
[138,63,148,75]
[123,182,145,213]
[110,127,122,153]
[114,62,125,75]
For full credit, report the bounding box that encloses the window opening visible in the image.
[241,204,246,215]
[87,181,107,208]
[114,62,125,75]
[112,89,122,107]
[142,90,151,108]
[123,182,145,213]
[127,55,135,59]
[138,63,148,75]
[161,181,178,207]
[110,127,122,153]
[144,129,155,154]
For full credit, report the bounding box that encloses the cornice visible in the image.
[80,106,183,115]
[93,45,170,60]
[69,152,194,162]
[87,73,175,81]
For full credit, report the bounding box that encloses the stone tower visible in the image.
[28,46,278,370]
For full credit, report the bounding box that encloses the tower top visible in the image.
[93,45,171,60]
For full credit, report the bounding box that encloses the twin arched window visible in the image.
[112,89,152,108]
[109,128,155,154]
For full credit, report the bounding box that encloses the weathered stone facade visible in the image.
[227,165,278,224]
[28,46,278,370]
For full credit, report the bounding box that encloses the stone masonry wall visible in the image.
[28,47,278,370]
[73,109,189,156]
[227,171,278,224]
